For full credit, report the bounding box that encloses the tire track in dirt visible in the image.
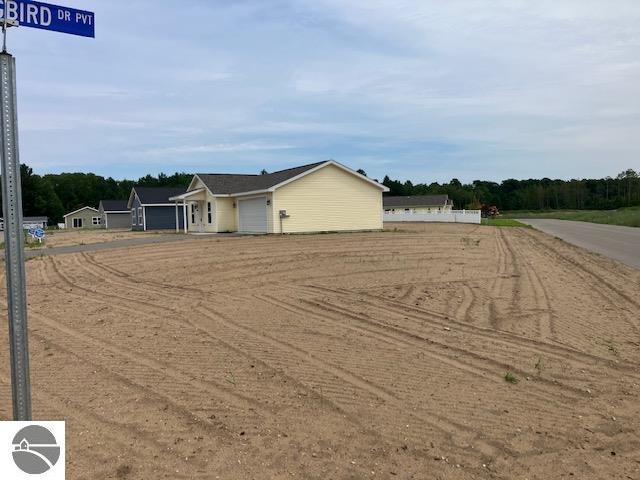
[274,292,588,403]
[188,302,509,459]
[519,229,640,333]
[40,279,375,439]
[39,256,407,446]
[500,230,556,340]
[486,229,513,331]
[0,342,214,476]
[0,377,171,478]
[49,253,506,458]
[259,291,585,406]
[455,283,476,323]
[250,293,597,457]
[44,257,342,411]
[33,309,264,413]
[301,284,640,377]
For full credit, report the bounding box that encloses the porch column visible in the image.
[182,201,188,234]
[174,200,179,233]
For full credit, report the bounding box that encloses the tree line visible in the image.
[1,164,638,224]
[380,169,640,211]
[2,165,192,225]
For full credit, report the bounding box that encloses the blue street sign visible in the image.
[33,228,45,239]
[0,0,94,38]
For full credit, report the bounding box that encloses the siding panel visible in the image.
[215,197,237,232]
[274,164,383,233]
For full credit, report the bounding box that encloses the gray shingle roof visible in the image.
[134,187,186,204]
[383,195,450,207]
[100,200,129,212]
[196,161,326,194]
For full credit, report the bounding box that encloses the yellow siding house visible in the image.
[170,161,389,234]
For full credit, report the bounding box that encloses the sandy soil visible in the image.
[37,229,168,248]
[0,224,639,479]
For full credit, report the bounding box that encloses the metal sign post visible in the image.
[1,48,31,421]
[0,0,94,421]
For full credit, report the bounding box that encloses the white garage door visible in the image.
[238,196,268,233]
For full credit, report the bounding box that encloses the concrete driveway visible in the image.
[519,219,640,269]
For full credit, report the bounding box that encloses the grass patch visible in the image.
[482,218,531,228]
[504,372,519,384]
[534,357,544,375]
[597,339,620,357]
[500,206,640,228]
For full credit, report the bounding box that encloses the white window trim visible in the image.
[138,207,143,226]
[131,208,136,225]
[92,217,101,225]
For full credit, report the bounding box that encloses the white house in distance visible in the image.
[170,160,389,234]
[383,195,454,214]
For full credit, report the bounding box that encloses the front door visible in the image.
[191,202,204,232]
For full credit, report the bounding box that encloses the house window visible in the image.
[207,202,212,224]
[92,217,101,226]
[131,208,136,225]
[191,204,196,224]
[73,218,83,228]
[138,207,143,225]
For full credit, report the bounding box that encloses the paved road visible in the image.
[22,234,197,258]
[519,219,640,269]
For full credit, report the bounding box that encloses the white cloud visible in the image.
[140,141,297,157]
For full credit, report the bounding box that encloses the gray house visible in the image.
[127,187,186,231]
[63,206,101,229]
[99,200,131,229]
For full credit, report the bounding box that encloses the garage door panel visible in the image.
[238,197,268,233]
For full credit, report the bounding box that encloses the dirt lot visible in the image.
[1,224,639,479]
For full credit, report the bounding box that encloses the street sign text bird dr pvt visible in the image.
[0,0,94,37]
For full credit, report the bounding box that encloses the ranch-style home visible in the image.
[128,186,187,231]
[98,200,131,229]
[383,195,454,214]
[63,206,102,229]
[170,160,389,234]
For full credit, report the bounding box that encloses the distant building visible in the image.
[0,216,49,231]
[98,200,131,229]
[127,187,187,231]
[383,195,453,214]
[63,206,101,229]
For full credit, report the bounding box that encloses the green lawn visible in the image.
[481,218,531,228]
[500,206,640,228]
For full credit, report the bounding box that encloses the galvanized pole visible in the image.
[0,49,32,421]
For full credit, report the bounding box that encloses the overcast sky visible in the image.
[7,0,640,182]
